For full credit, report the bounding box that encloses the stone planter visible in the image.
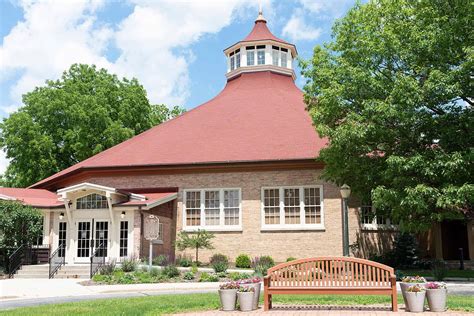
[237,292,254,312]
[218,289,237,311]
[426,288,447,312]
[401,282,425,311]
[405,291,426,313]
[247,282,261,309]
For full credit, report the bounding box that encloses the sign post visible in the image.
[143,214,160,271]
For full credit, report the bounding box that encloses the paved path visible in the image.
[1,279,473,311]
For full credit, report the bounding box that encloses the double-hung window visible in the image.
[360,203,396,230]
[272,46,280,66]
[246,46,255,66]
[230,52,235,71]
[257,45,265,65]
[235,49,241,68]
[262,186,324,230]
[281,48,288,68]
[183,188,241,231]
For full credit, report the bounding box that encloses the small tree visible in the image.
[175,230,214,264]
[0,200,43,249]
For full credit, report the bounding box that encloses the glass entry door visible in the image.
[77,221,91,259]
[95,221,108,257]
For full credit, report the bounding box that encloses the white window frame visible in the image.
[152,222,164,245]
[246,48,255,66]
[183,188,242,232]
[261,185,325,231]
[360,204,397,231]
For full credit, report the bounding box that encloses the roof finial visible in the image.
[255,3,266,23]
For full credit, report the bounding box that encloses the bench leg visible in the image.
[391,288,398,312]
[264,293,272,311]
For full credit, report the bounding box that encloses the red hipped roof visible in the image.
[31,71,326,188]
[0,188,63,207]
[242,18,289,44]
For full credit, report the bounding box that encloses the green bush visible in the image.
[210,253,229,273]
[121,258,138,272]
[162,265,180,278]
[431,260,448,281]
[286,257,297,262]
[235,254,251,268]
[117,274,135,284]
[217,272,227,278]
[228,272,252,281]
[191,264,198,274]
[150,267,160,278]
[176,255,192,267]
[252,255,275,276]
[153,254,169,266]
[199,272,219,282]
[183,271,195,280]
[99,260,116,275]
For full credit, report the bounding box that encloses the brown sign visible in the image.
[143,214,160,240]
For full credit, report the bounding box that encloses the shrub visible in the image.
[210,253,229,273]
[140,266,149,273]
[99,260,116,275]
[431,260,448,281]
[162,265,180,278]
[199,272,219,282]
[252,255,275,276]
[183,271,195,280]
[150,267,160,278]
[176,254,192,267]
[153,254,169,266]
[217,272,227,278]
[121,257,138,272]
[117,273,135,284]
[191,264,198,274]
[286,257,297,262]
[235,254,251,268]
[228,272,252,281]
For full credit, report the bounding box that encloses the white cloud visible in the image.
[282,8,322,42]
[0,150,10,175]
[299,0,355,17]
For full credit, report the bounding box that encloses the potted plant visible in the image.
[425,282,447,312]
[401,275,426,311]
[405,284,426,313]
[238,276,262,309]
[218,281,239,311]
[237,286,255,312]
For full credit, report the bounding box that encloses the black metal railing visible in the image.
[90,243,106,278]
[49,244,66,279]
[8,244,32,278]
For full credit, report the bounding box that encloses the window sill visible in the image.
[362,224,398,231]
[260,225,325,232]
[183,226,242,233]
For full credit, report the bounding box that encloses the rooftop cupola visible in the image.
[224,9,298,81]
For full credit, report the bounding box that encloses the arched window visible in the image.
[76,193,108,209]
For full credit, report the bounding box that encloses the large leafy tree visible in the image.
[0,201,43,249]
[0,64,185,187]
[301,0,473,231]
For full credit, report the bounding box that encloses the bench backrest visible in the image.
[266,257,394,288]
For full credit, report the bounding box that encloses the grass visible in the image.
[1,293,473,315]
[401,269,474,279]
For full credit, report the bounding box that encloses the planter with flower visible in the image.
[218,281,239,311]
[425,282,447,312]
[238,276,262,309]
[401,276,426,311]
[237,286,255,312]
[405,284,426,313]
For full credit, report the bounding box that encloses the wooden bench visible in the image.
[263,257,397,312]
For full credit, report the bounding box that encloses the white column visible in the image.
[43,210,51,245]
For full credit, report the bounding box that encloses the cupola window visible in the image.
[257,45,265,65]
[235,49,241,68]
[272,46,280,66]
[246,46,255,66]
[281,48,288,68]
[230,52,235,71]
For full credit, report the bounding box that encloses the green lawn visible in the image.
[401,269,474,279]
[1,293,473,315]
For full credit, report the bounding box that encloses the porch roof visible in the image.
[0,188,63,208]
[114,191,177,209]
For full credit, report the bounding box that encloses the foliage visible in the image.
[237,286,254,293]
[431,260,448,281]
[0,201,43,249]
[425,282,447,290]
[162,265,180,278]
[4,293,474,315]
[286,257,297,262]
[301,0,474,231]
[0,64,185,187]
[228,272,252,281]
[219,281,240,290]
[190,264,198,274]
[176,254,192,267]
[199,272,219,282]
[251,256,275,276]
[401,276,427,283]
[175,230,214,263]
[149,267,160,278]
[235,254,251,268]
[210,253,229,273]
[121,258,138,272]
[183,271,195,280]
[369,232,421,269]
[407,285,425,293]
[153,254,169,266]
[99,260,116,276]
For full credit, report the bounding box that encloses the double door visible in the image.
[76,220,109,262]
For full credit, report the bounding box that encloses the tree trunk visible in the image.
[195,247,199,263]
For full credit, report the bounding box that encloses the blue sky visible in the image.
[0,0,357,172]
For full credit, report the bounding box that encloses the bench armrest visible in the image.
[264,275,270,287]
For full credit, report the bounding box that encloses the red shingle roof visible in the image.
[31,71,326,188]
[242,19,289,44]
[116,192,177,207]
[0,188,62,207]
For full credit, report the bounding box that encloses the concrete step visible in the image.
[14,274,49,279]
[54,274,89,279]
[15,264,91,279]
